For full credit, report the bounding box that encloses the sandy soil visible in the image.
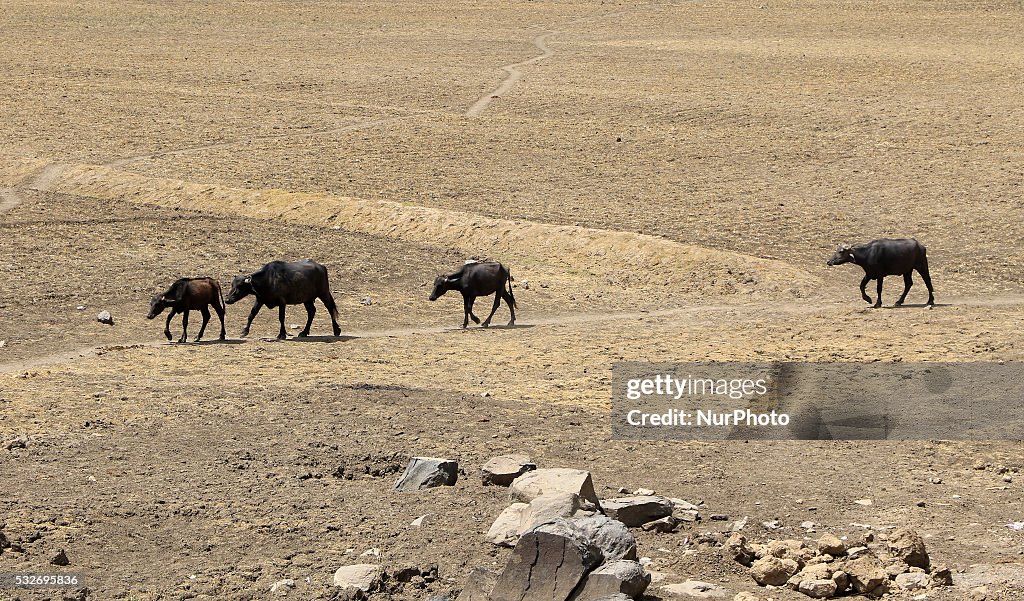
[1,1,1023,600]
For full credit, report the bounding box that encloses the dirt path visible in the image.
[466,30,558,117]
[4,295,1022,375]
[0,187,21,213]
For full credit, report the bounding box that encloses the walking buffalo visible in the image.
[147,277,226,342]
[225,260,341,339]
[429,261,516,328]
[827,238,935,307]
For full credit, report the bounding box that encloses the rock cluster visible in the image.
[725,528,951,598]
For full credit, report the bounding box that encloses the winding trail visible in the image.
[3,295,1024,375]
[466,30,558,117]
[0,163,66,215]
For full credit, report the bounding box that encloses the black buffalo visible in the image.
[147,277,226,342]
[429,261,516,328]
[827,238,935,308]
[225,260,341,339]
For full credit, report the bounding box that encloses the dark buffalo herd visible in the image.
[147,239,936,341]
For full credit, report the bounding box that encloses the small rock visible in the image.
[929,477,943,484]
[633,487,655,496]
[393,457,458,490]
[929,564,953,587]
[662,579,729,599]
[894,571,929,591]
[749,556,797,586]
[641,516,680,533]
[76,305,86,310]
[601,496,673,527]
[521,492,598,531]
[710,514,730,521]
[333,564,381,591]
[481,454,537,486]
[670,499,701,511]
[0,340,6,348]
[573,560,650,599]
[817,533,846,556]
[854,499,873,506]
[5,436,28,450]
[798,579,837,599]
[970,586,989,601]
[509,468,600,506]
[360,297,373,305]
[96,311,114,325]
[722,533,755,567]
[761,520,781,530]
[411,514,434,528]
[730,517,748,532]
[270,579,295,595]
[843,555,886,594]
[887,528,929,569]
[50,548,70,566]
[572,515,638,561]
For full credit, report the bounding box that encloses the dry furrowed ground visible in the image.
[2,0,1024,600]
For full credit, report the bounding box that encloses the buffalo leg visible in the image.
[320,294,341,336]
[859,275,872,304]
[179,311,190,343]
[874,278,884,308]
[214,301,226,340]
[163,309,177,341]
[241,300,263,338]
[462,295,479,328]
[195,307,211,342]
[918,263,935,306]
[481,293,502,327]
[895,273,913,306]
[502,289,516,326]
[277,305,288,339]
[299,300,316,337]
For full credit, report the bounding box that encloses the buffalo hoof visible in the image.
[277,333,288,340]
[332,328,341,337]
[177,337,187,344]
[164,331,172,341]
[894,301,904,307]
[873,302,882,309]
[239,330,249,338]
[507,320,515,327]
[481,321,491,328]
[219,334,226,341]
[297,331,310,337]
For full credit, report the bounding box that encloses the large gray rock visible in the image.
[509,468,600,506]
[333,564,382,591]
[490,519,604,601]
[600,496,672,527]
[486,494,598,548]
[570,560,650,600]
[456,566,498,601]
[393,457,458,490]
[572,515,638,561]
[482,454,537,486]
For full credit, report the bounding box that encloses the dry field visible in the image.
[1,1,1023,600]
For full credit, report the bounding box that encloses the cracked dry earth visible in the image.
[1,1,1024,600]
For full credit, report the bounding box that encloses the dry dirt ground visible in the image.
[1,1,1023,600]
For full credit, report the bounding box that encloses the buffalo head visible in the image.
[429,274,456,301]
[827,244,856,266]
[225,275,254,304]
